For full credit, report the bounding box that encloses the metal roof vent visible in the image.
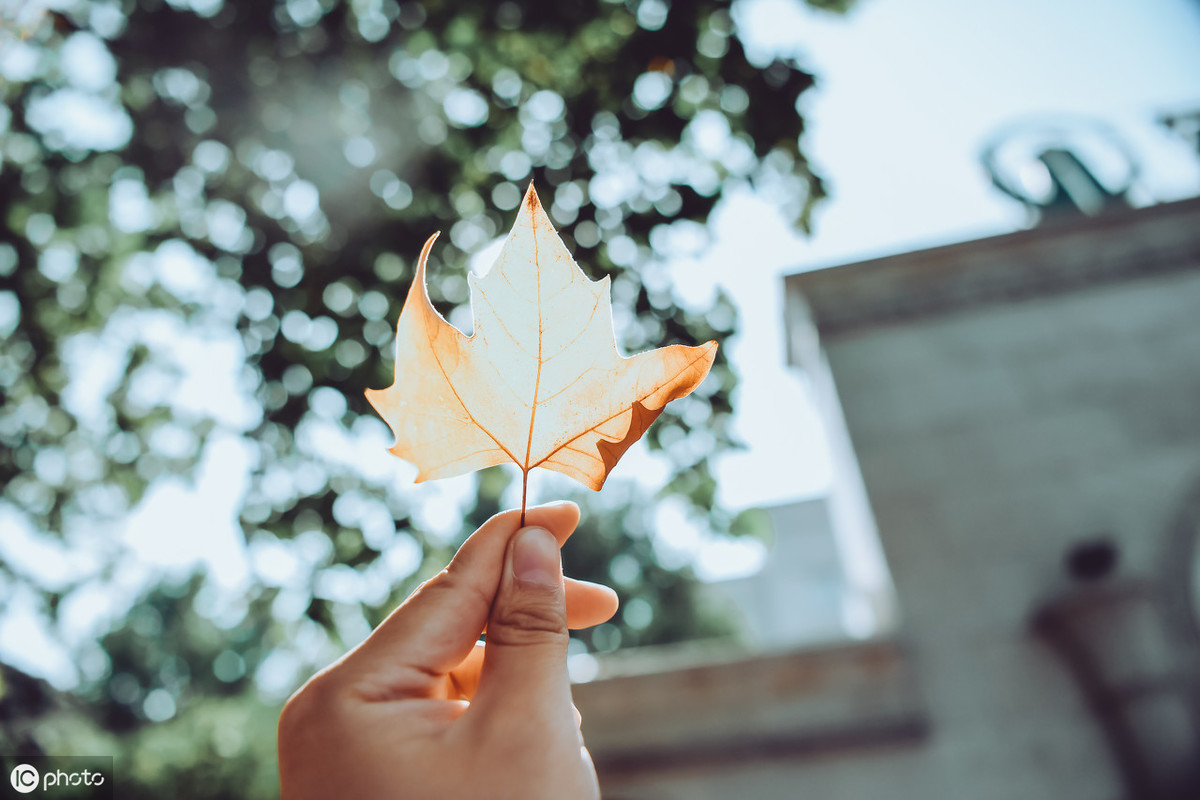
[981,116,1139,224]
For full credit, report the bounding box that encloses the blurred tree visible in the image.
[0,0,848,795]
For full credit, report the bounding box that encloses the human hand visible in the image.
[277,501,618,800]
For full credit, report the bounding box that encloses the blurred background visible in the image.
[1,0,1199,797]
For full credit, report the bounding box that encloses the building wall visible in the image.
[796,273,1200,800]
[579,198,1200,800]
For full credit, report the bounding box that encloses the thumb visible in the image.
[474,526,572,714]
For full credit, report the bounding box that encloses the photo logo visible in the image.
[3,757,111,798]
[9,764,39,794]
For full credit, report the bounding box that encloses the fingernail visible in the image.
[513,527,561,588]
[531,500,573,510]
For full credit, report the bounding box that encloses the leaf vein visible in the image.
[424,315,522,466]
[529,348,712,470]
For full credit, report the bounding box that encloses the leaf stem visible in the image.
[520,468,529,527]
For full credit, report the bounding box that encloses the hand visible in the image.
[277,501,619,800]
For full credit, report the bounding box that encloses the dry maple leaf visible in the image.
[366,184,717,521]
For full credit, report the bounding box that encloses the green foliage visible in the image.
[0,0,843,795]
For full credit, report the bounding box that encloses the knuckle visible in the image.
[278,668,340,741]
[424,568,494,617]
[488,601,569,647]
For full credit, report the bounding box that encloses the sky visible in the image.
[704,0,1200,513]
[3,0,1200,687]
